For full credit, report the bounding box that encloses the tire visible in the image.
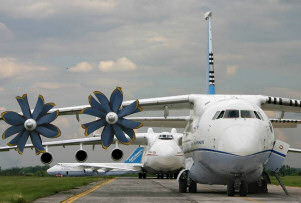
[227,182,235,196]
[239,181,248,197]
[179,178,187,193]
[188,181,197,193]
[143,173,147,179]
[138,173,142,179]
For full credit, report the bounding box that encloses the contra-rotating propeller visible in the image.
[81,87,143,149]
[1,94,60,155]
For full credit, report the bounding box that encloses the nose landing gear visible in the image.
[227,175,248,196]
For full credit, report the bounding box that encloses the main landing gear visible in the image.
[227,177,248,196]
[179,170,197,193]
[138,172,147,179]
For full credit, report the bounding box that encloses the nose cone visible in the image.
[219,125,263,156]
[47,166,56,175]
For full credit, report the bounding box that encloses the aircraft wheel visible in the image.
[143,172,147,179]
[179,172,188,193]
[239,181,248,196]
[227,182,235,196]
[188,180,197,193]
[157,174,160,179]
[138,173,142,179]
[174,173,178,179]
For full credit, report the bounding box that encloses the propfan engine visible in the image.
[111,148,123,161]
[75,149,88,162]
[40,152,53,164]
[80,87,143,149]
[1,94,60,155]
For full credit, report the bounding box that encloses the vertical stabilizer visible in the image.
[124,147,144,163]
[205,11,216,94]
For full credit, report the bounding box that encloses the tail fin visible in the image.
[205,11,216,94]
[124,147,144,163]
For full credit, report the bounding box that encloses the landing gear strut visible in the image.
[178,170,197,193]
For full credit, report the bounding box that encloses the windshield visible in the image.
[159,134,173,140]
[224,110,239,118]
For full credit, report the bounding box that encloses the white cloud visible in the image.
[0,58,47,79]
[33,82,81,90]
[68,61,94,72]
[226,65,238,76]
[98,57,137,72]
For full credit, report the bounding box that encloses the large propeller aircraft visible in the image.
[1,11,301,197]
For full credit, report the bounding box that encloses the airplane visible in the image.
[1,11,301,197]
[47,128,184,179]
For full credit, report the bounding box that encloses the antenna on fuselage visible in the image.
[204,11,215,94]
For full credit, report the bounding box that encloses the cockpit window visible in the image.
[212,111,221,120]
[254,111,261,120]
[256,111,264,121]
[241,110,255,118]
[224,110,239,118]
[159,134,173,140]
[216,111,225,119]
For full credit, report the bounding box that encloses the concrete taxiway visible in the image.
[34,177,301,203]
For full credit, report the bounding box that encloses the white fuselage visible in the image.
[143,133,184,174]
[183,95,274,184]
[47,132,185,176]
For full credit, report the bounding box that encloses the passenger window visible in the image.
[241,110,255,118]
[212,111,221,120]
[224,110,239,118]
[216,111,225,119]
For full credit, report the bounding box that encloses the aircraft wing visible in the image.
[261,96,301,113]
[270,119,301,128]
[0,133,148,152]
[129,116,191,128]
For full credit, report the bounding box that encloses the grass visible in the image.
[270,176,301,187]
[0,176,109,203]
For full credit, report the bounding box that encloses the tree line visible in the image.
[0,165,50,176]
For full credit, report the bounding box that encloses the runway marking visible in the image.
[61,178,116,203]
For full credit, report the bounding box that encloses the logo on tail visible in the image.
[124,147,144,163]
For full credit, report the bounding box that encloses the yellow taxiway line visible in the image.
[61,178,116,203]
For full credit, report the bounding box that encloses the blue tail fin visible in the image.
[124,147,144,163]
[205,11,216,94]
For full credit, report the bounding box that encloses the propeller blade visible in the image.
[112,124,130,144]
[36,125,61,138]
[89,95,107,113]
[16,94,31,119]
[17,130,30,154]
[2,125,24,140]
[120,126,135,140]
[32,95,44,120]
[39,103,56,118]
[7,131,23,146]
[1,111,25,126]
[36,110,59,125]
[118,118,143,129]
[94,91,111,113]
[118,100,140,118]
[81,119,106,136]
[80,107,106,118]
[110,87,123,113]
[30,131,45,153]
[101,124,114,149]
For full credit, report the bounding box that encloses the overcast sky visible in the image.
[0,0,301,169]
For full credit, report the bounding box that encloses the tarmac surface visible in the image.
[34,177,301,203]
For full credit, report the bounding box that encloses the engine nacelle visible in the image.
[111,148,123,161]
[40,152,53,164]
[83,168,93,175]
[75,150,88,162]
